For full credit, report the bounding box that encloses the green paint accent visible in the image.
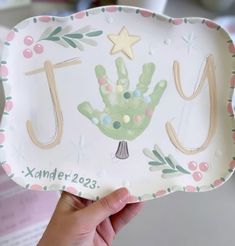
[116,57,129,89]
[123,92,131,99]
[26,184,30,188]
[65,33,83,39]
[148,161,164,166]
[175,165,191,174]
[43,186,47,190]
[33,18,37,23]
[78,57,167,141]
[165,156,175,169]
[113,121,121,129]
[70,15,74,20]
[52,17,55,21]
[38,25,102,50]
[196,186,200,192]
[13,28,18,32]
[62,37,77,48]
[1,61,6,64]
[221,177,225,182]
[162,169,178,174]
[5,96,12,100]
[153,150,166,164]
[167,188,171,192]
[0,145,3,148]
[86,31,103,37]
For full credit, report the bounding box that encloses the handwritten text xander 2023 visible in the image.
[22,166,99,189]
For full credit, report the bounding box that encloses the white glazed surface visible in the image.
[0,6,234,201]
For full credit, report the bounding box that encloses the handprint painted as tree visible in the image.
[78,57,167,159]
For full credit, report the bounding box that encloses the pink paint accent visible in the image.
[98,78,106,85]
[106,84,113,92]
[30,184,43,190]
[232,132,235,142]
[185,185,196,192]
[0,65,8,77]
[155,190,167,197]
[230,75,235,87]
[0,132,5,144]
[133,115,142,123]
[38,16,51,22]
[66,186,78,195]
[106,6,118,12]
[145,108,154,118]
[6,31,15,42]
[75,12,86,19]
[228,43,235,53]
[172,18,183,25]
[2,163,11,175]
[140,10,152,17]
[199,162,209,172]
[229,160,235,169]
[34,44,44,54]
[188,161,197,171]
[205,20,217,28]
[24,36,34,46]
[23,49,33,59]
[227,102,233,115]
[192,171,203,182]
[213,179,222,187]
[4,100,13,112]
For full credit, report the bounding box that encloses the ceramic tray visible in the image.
[0,6,235,202]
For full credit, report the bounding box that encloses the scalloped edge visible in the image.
[0,5,234,202]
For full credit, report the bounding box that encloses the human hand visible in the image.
[38,188,143,246]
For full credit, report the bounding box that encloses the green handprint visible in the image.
[78,57,167,159]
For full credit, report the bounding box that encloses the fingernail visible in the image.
[116,188,130,204]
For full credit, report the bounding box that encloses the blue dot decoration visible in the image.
[102,114,112,125]
[91,117,99,125]
[133,89,141,97]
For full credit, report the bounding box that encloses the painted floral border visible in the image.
[0,5,235,202]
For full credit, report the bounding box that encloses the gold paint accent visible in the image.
[108,26,140,60]
[26,61,64,149]
[25,57,81,76]
[166,55,217,155]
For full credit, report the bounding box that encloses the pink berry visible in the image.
[192,171,203,182]
[188,161,197,171]
[4,100,13,112]
[23,49,33,58]
[145,108,154,118]
[106,6,118,12]
[140,10,152,17]
[134,115,142,123]
[6,31,15,42]
[106,84,113,92]
[98,78,106,85]
[199,162,209,172]
[66,187,78,195]
[34,44,44,54]
[0,132,5,144]
[0,65,8,77]
[24,36,34,46]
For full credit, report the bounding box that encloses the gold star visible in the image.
[108,26,140,60]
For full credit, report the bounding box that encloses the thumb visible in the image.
[79,188,130,227]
